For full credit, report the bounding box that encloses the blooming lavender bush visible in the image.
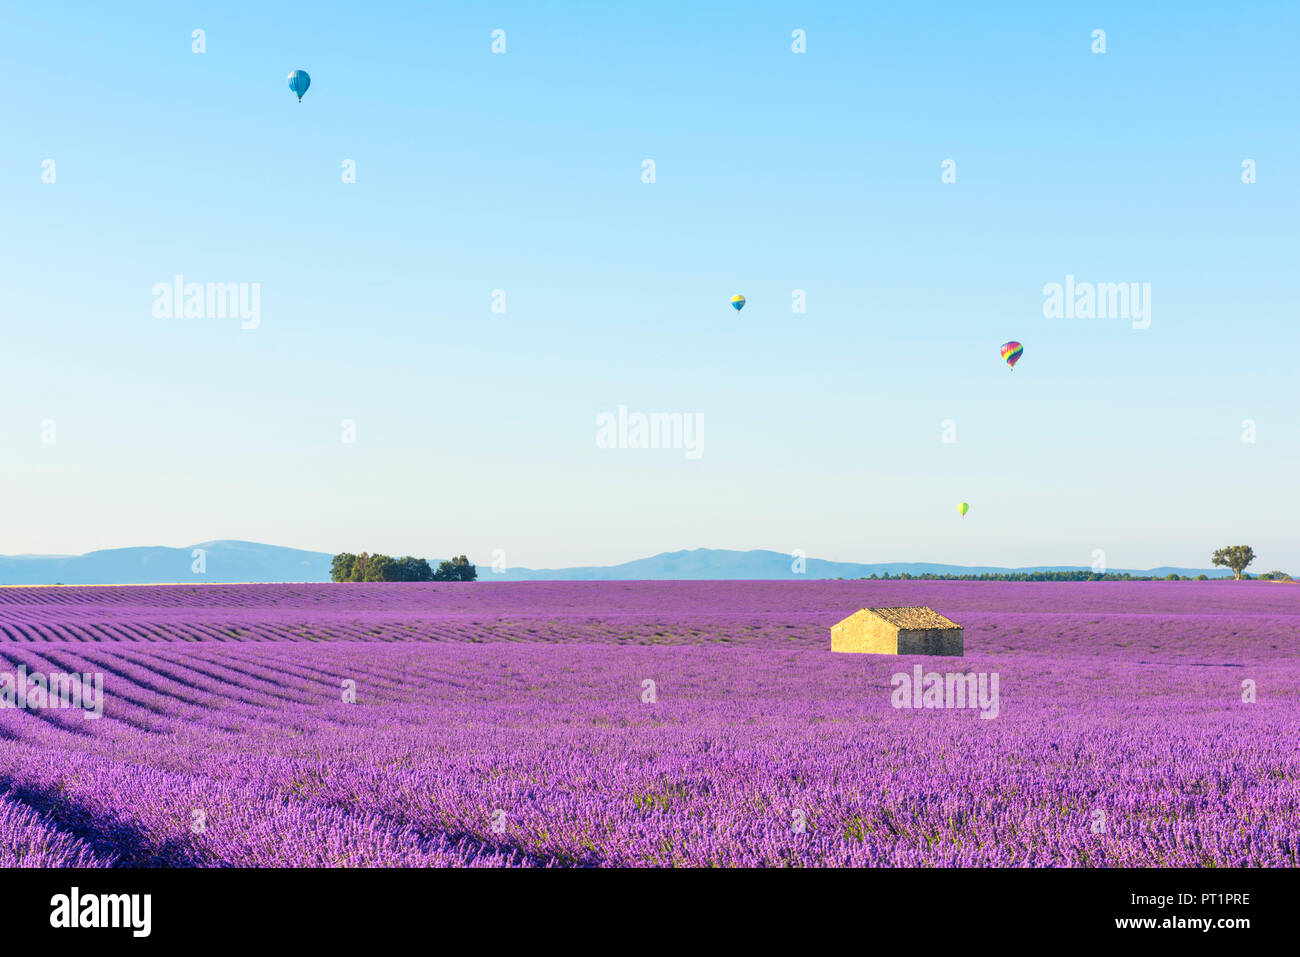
[0,582,1295,866]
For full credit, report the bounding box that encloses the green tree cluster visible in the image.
[433,555,477,582]
[330,553,477,582]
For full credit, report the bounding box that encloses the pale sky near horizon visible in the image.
[2,2,1297,571]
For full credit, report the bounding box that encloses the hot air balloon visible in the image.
[957,502,969,517]
[730,295,746,312]
[1000,340,1023,369]
[287,70,311,102]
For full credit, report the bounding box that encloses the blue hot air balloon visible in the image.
[287,70,311,102]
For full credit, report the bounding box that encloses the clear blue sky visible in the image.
[2,1,1297,571]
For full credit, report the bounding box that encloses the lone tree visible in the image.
[1211,545,1255,580]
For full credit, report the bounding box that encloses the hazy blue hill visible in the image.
[483,548,1233,581]
[0,540,332,585]
[0,544,1232,586]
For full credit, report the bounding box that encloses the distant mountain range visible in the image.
[0,541,332,585]
[0,542,1233,585]
[485,548,1234,580]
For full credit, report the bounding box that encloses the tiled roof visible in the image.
[866,606,961,630]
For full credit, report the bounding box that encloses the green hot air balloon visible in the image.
[957,502,969,517]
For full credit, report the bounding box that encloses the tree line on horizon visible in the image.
[324,543,1287,584]
[837,571,1228,582]
[830,546,1289,582]
[330,553,477,583]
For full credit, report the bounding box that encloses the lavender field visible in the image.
[1,581,1296,867]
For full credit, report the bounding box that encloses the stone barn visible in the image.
[830,606,963,656]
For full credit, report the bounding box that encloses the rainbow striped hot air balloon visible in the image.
[1000,340,1023,369]
[730,295,746,312]
[287,70,311,102]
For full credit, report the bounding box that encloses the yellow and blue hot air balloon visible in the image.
[287,70,311,102]
[730,294,746,312]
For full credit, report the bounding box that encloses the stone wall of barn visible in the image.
[896,627,964,656]
[830,612,900,653]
